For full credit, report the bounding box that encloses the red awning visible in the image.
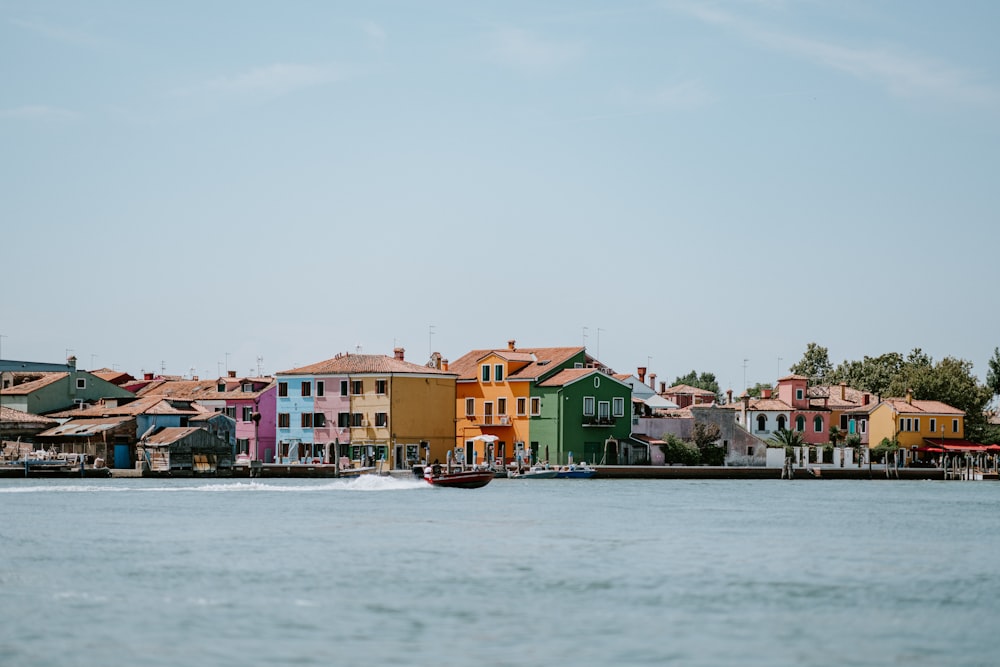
[923,438,992,452]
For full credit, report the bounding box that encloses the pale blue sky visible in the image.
[2,1,998,389]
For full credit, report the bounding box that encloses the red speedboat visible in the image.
[423,465,493,489]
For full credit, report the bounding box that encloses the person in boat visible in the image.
[431,459,442,477]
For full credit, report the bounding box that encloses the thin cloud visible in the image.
[362,20,386,49]
[486,27,583,73]
[9,17,104,48]
[670,1,1000,107]
[172,63,349,100]
[0,105,78,121]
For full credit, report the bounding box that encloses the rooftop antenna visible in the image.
[356,343,363,354]
[256,356,263,376]
[777,356,783,380]
[161,360,166,374]
[582,326,588,348]
[429,324,436,357]
[189,367,196,379]
[225,352,230,373]
[596,328,605,361]
[743,358,749,390]
[91,354,98,369]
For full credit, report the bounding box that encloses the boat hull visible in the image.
[425,470,493,489]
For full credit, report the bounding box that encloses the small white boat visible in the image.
[512,464,558,479]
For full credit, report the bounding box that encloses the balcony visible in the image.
[467,415,513,427]
[583,416,617,427]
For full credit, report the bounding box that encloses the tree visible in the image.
[660,434,700,465]
[690,422,724,465]
[745,382,773,399]
[829,352,904,399]
[673,370,721,398]
[987,347,1000,400]
[767,428,804,458]
[789,343,833,385]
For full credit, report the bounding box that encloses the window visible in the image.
[278,382,288,397]
[952,419,959,433]
[314,413,326,427]
[796,389,803,400]
[516,397,527,416]
[278,413,290,428]
[217,383,226,392]
[376,379,387,395]
[465,398,475,417]
[237,438,249,454]
[494,364,504,382]
[351,380,363,395]
[840,415,849,430]
[301,381,311,397]
[298,413,311,428]
[613,397,625,417]
[76,377,86,390]
[583,396,595,416]
[242,406,253,422]
[913,418,920,433]
[795,416,805,432]
[929,418,937,434]
[598,401,610,420]
[777,415,787,431]
[814,416,823,432]
[316,381,325,397]
[340,380,348,396]
[242,383,253,393]
[338,412,350,428]
[375,412,388,427]
[481,365,491,382]
[484,402,493,425]
[860,420,867,434]
[530,397,541,416]
[757,415,767,432]
[225,406,236,419]
[351,413,363,427]
[497,397,507,415]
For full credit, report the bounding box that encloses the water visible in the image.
[1,477,997,667]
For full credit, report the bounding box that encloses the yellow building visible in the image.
[867,390,965,457]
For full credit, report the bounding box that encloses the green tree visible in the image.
[690,422,724,465]
[660,434,700,465]
[745,382,773,399]
[672,370,721,400]
[767,428,804,460]
[829,352,904,399]
[987,347,1000,400]
[789,343,833,385]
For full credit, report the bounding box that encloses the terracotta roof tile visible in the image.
[450,346,585,381]
[0,406,59,424]
[279,353,456,376]
[2,372,67,394]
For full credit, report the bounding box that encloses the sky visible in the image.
[2,0,998,390]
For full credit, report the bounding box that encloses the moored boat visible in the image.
[511,463,558,479]
[555,462,596,479]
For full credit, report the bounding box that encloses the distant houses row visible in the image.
[0,341,983,473]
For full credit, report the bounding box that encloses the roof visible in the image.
[137,378,275,400]
[537,368,627,388]
[877,398,964,416]
[279,353,456,376]
[808,384,871,409]
[0,406,59,425]
[449,346,585,382]
[777,374,810,382]
[37,417,133,437]
[67,396,207,418]
[1,372,67,394]
[746,398,793,412]
[663,384,716,396]
[143,427,202,446]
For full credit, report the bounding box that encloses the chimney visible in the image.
[863,393,870,405]
[442,360,449,372]
[761,388,772,399]
[839,382,846,400]
[906,388,913,404]
[144,373,154,381]
[637,367,646,384]
[742,394,749,409]
[228,370,236,378]
[394,347,405,361]
[726,389,733,404]
[659,381,666,394]
[67,355,77,371]
[649,373,656,390]
[508,340,516,351]
[192,375,199,381]
[823,397,829,408]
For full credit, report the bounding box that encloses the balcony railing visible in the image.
[583,416,617,427]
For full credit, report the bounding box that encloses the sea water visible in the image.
[0,477,997,667]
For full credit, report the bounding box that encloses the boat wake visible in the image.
[0,475,429,494]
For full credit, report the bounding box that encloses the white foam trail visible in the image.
[0,475,430,494]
